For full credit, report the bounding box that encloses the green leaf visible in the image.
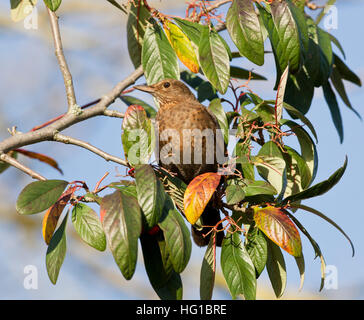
[323,81,344,143]
[330,65,361,119]
[142,20,179,85]
[226,0,264,66]
[333,54,361,87]
[173,18,204,46]
[258,2,301,88]
[140,233,183,300]
[198,27,230,94]
[266,237,287,298]
[158,196,192,273]
[44,0,62,11]
[254,141,286,195]
[208,98,229,144]
[230,66,267,81]
[243,181,277,197]
[101,190,142,280]
[121,105,155,165]
[120,95,157,117]
[16,180,68,215]
[246,227,268,277]
[71,203,106,252]
[135,164,166,229]
[46,211,68,284]
[126,0,151,68]
[200,235,216,300]
[226,185,245,205]
[283,156,348,204]
[280,119,318,186]
[221,230,256,300]
[283,66,315,116]
[291,203,355,257]
[285,211,326,291]
[285,146,311,191]
[329,33,346,60]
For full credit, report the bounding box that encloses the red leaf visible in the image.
[42,186,76,244]
[15,149,63,174]
[253,206,302,257]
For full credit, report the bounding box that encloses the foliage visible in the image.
[7,0,360,300]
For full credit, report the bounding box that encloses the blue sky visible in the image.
[0,0,363,299]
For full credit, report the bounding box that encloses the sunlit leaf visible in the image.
[184,172,221,225]
[226,0,264,66]
[16,180,68,215]
[164,20,199,73]
[121,105,155,165]
[126,0,150,68]
[221,230,256,300]
[198,27,230,94]
[72,203,106,252]
[253,206,302,257]
[142,20,179,85]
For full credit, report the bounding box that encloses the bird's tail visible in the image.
[191,204,224,247]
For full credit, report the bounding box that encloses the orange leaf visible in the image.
[164,21,199,73]
[184,172,221,225]
[42,187,75,244]
[253,206,302,257]
[15,149,63,174]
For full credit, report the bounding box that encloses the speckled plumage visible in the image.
[134,79,225,246]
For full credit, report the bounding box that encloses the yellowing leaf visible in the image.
[253,206,302,257]
[10,0,37,22]
[164,21,199,73]
[184,172,221,225]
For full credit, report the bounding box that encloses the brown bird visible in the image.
[134,78,225,246]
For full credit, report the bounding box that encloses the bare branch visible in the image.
[103,109,125,119]
[47,8,77,112]
[53,133,129,167]
[0,153,46,181]
[0,65,143,156]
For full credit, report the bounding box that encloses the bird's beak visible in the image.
[133,84,156,94]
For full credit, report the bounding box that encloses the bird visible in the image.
[134,78,225,246]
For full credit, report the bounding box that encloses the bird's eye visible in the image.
[163,82,170,88]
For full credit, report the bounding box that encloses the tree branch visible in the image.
[0,153,46,181]
[47,8,77,113]
[53,133,129,168]
[0,65,143,157]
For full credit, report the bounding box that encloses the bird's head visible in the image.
[133,78,197,106]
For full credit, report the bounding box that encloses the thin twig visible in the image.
[53,133,130,167]
[47,8,77,113]
[0,153,46,181]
